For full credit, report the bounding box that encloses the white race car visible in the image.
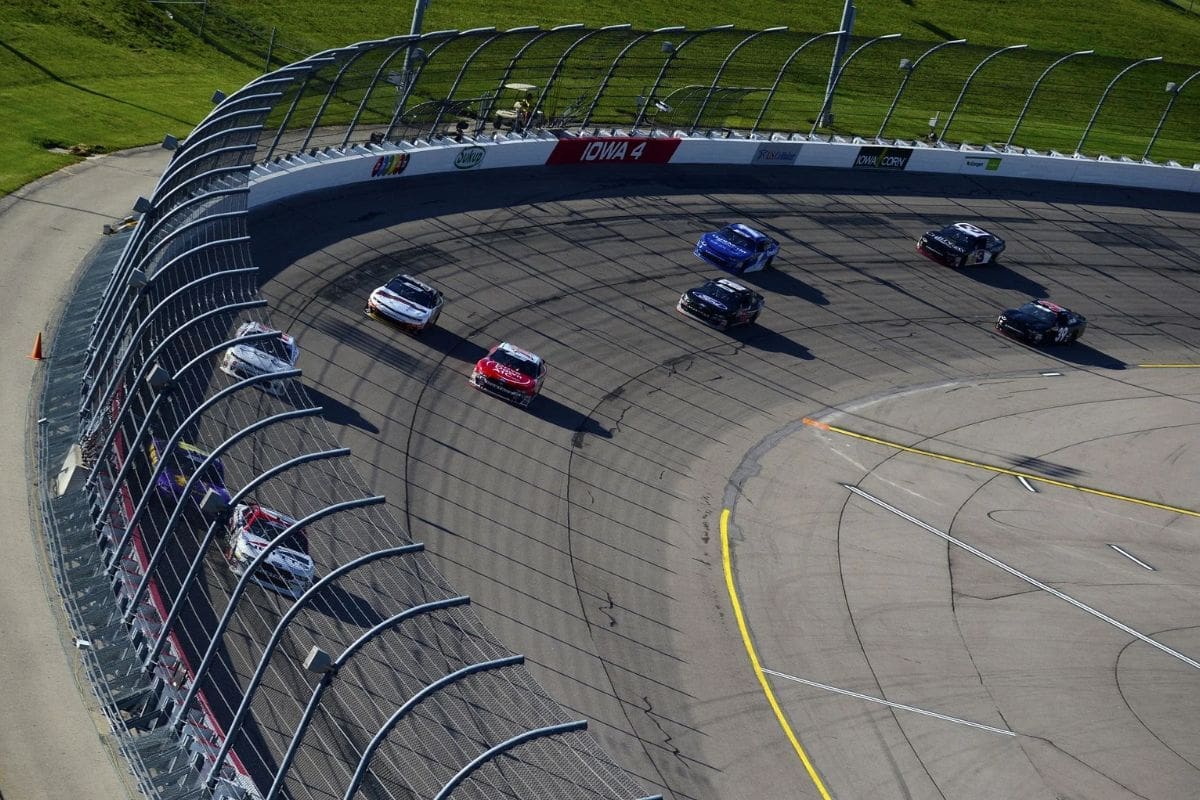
[225,503,315,599]
[366,274,444,333]
[220,321,299,396]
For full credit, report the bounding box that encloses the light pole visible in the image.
[1076,56,1162,155]
[811,32,902,135]
[877,38,966,139]
[940,43,1027,143]
[1144,71,1200,160]
[1005,49,1093,149]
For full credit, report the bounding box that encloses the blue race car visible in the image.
[694,223,779,275]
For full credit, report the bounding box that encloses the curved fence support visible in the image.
[90,323,281,540]
[432,720,588,800]
[1076,56,1163,155]
[533,24,631,128]
[263,57,339,161]
[299,41,393,153]
[633,25,734,130]
[341,36,417,147]
[475,26,565,136]
[1144,69,1200,160]
[341,654,525,800]
[170,495,387,726]
[750,30,843,136]
[145,447,352,669]
[1006,49,1094,149]
[121,406,322,623]
[204,545,436,789]
[877,38,966,139]
[258,595,475,799]
[581,26,683,130]
[690,26,787,134]
[102,368,302,573]
[939,43,1028,142]
[811,32,902,134]
[383,30,466,142]
[427,28,505,136]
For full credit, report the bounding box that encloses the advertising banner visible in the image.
[853,146,912,171]
[751,142,803,165]
[547,137,681,165]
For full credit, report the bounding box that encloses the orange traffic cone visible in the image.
[29,332,43,361]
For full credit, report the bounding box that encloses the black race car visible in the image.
[996,299,1086,345]
[917,222,1005,268]
[676,277,764,330]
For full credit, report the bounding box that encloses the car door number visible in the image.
[1055,327,1071,343]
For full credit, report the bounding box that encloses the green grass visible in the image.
[2,1,1199,195]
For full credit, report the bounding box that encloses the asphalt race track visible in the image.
[246,166,1200,800]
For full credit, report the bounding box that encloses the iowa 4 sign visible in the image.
[547,136,681,165]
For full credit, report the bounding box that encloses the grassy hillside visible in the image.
[1,1,1198,195]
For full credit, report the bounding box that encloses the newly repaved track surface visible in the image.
[247,166,1200,799]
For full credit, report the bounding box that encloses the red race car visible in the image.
[470,342,547,408]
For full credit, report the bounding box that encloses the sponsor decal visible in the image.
[546,136,681,165]
[370,152,410,178]
[964,156,1003,171]
[853,146,912,171]
[454,145,486,170]
[751,142,802,165]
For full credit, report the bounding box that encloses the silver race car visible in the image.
[366,273,445,333]
[220,321,300,396]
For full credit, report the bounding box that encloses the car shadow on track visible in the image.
[961,262,1048,297]
[1046,342,1127,370]
[530,395,613,442]
[730,325,814,360]
[740,267,829,305]
[303,385,380,433]
[307,581,387,627]
[419,327,489,367]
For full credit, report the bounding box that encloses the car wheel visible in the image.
[764,255,775,268]
[956,254,967,269]
[1029,332,1044,345]
[748,312,760,325]
[716,318,730,332]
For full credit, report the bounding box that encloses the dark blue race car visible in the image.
[694,223,779,275]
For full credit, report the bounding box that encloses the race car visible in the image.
[225,503,315,599]
[220,321,299,397]
[148,438,232,506]
[470,342,547,408]
[996,299,1087,345]
[677,277,764,331]
[366,274,444,333]
[694,223,779,275]
[916,222,1005,268]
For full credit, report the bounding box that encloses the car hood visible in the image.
[701,234,752,259]
[227,344,293,374]
[370,288,434,320]
[1003,309,1058,331]
[923,232,966,253]
[686,288,729,311]
[476,358,535,388]
[236,532,314,575]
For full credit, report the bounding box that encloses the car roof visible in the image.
[496,341,542,363]
[949,222,991,237]
[712,277,750,293]
[726,223,767,240]
[387,274,437,292]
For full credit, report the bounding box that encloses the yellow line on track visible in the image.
[801,418,1200,519]
[721,508,832,800]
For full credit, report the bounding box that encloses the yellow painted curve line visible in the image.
[721,508,832,800]
[802,418,1200,519]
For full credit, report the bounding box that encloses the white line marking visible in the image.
[761,667,1015,737]
[1017,475,1037,493]
[843,484,1200,670]
[1108,544,1156,571]
[1041,372,1062,377]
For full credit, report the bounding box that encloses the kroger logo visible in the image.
[454,145,485,170]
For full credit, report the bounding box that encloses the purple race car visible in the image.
[148,438,232,506]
